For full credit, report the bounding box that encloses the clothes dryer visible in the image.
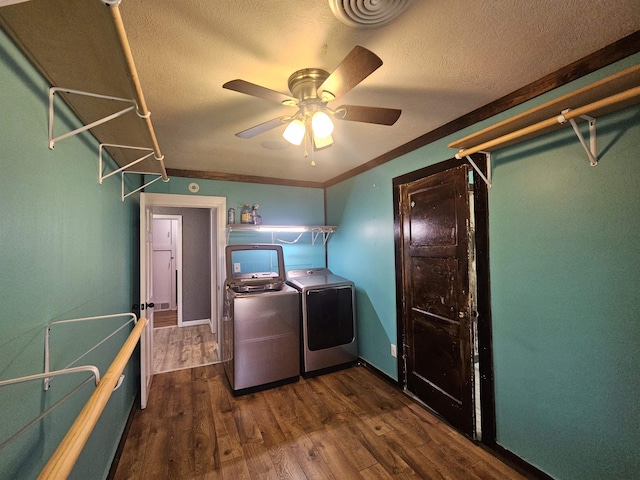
[286,268,357,375]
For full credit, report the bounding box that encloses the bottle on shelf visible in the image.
[252,204,262,225]
[240,204,252,224]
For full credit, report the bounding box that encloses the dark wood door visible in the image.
[399,164,474,435]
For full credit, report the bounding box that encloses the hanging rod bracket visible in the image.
[121,171,167,201]
[44,313,138,390]
[48,87,140,149]
[558,109,598,166]
[0,366,101,390]
[458,153,492,189]
[99,143,155,184]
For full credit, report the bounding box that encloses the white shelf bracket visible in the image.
[48,87,146,149]
[121,171,167,201]
[0,366,101,391]
[557,109,598,166]
[463,154,492,189]
[99,143,155,184]
[227,225,337,244]
[309,228,335,245]
[310,231,330,245]
[43,312,138,390]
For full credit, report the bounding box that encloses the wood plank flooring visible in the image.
[153,325,219,373]
[155,310,178,328]
[112,364,531,480]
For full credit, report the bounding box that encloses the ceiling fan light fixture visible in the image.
[311,111,334,138]
[225,45,399,163]
[282,118,306,145]
[313,132,333,150]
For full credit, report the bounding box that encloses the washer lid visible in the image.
[226,244,285,291]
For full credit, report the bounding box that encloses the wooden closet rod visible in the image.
[455,85,640,159]
[108,4,168,182]
[37,317,147,480]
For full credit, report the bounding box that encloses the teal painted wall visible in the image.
[146,176,327,270]
[1,30,139,479]
[489,105,640,479]
[327,54,640,479]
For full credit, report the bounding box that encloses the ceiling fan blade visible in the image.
[317,46,383,100]
[335,105,401,125]
[235,116,289,139]
[223,79,298,105]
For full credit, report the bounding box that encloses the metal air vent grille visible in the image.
[329,0,413,28]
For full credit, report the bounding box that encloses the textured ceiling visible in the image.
[3,1,640,185]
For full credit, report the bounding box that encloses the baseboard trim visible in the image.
[489,444,554,480]
[179,318,210,327]
[358,358,552,480]
[358,357,401,387]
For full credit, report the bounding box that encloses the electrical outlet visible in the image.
[233,263,241,273]
[390,344,397,357]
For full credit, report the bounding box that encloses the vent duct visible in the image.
[329,0,413,28]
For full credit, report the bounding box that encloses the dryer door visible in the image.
[306,286,354,350]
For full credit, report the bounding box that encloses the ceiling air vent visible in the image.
[329,0,413,28]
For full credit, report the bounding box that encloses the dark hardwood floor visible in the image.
[154,310,178,328]
[112,364,529,479]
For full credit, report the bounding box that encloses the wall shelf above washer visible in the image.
[226,225,338,245]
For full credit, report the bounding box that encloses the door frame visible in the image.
[392,154,495,444]
[139,192,226,408]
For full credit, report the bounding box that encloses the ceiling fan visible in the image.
[222,46,401,157]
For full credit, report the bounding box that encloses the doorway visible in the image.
[151,207,220,373]
[152,214,181,326]
[139,193,227,408]
[393,154,494,443]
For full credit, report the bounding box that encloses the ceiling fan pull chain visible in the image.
[310,135,316,167]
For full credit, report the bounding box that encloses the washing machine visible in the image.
[286,268,357,376]
[222,244,300,395]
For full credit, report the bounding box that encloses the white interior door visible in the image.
[152,249,173,310]
[152,216,179,311]
[139,197,154,409]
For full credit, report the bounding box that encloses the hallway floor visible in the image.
[153,324,219,373]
